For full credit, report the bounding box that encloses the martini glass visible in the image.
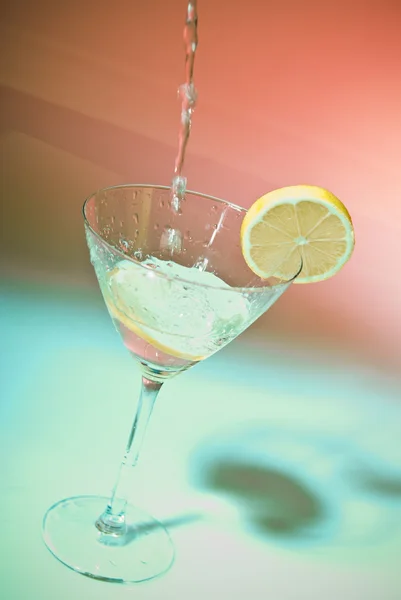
[42,184,301,583]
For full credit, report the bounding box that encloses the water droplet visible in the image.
[119,239,130,253]
[212,224,218,230]
[133,213,139,224]
[194,256,209,271]
[153,223,160,230]
[159,199,165,208]
[119,220,124,228]
[184,230,193,241]
[211,205,217,212]
[160,227,182,254]
[178,83,198,108]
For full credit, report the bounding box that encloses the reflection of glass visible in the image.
[42,185,301,584]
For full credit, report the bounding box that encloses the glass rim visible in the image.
[82,183,302,293]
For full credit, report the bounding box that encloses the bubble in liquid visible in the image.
[102,224,112,238]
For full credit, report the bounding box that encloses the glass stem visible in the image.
[96,376,162,536]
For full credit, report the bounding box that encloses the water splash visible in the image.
[171,1,199,211]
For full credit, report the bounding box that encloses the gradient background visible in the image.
[1,2,401,599]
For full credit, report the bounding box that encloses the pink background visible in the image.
[1,0,400,371]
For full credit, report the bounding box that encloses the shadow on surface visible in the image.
[190,423,401,550]
[105,512,202,547]
[205,461,324,538]
[352,467,401,500]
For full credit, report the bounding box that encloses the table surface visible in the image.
[1,277,401,600]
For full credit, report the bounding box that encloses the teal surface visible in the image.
[1,278,401,600]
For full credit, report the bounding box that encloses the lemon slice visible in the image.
[106,295,205,361]
[241,185,355,283]
[104,265,205,361]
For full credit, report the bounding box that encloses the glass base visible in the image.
[42,495,175,583]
